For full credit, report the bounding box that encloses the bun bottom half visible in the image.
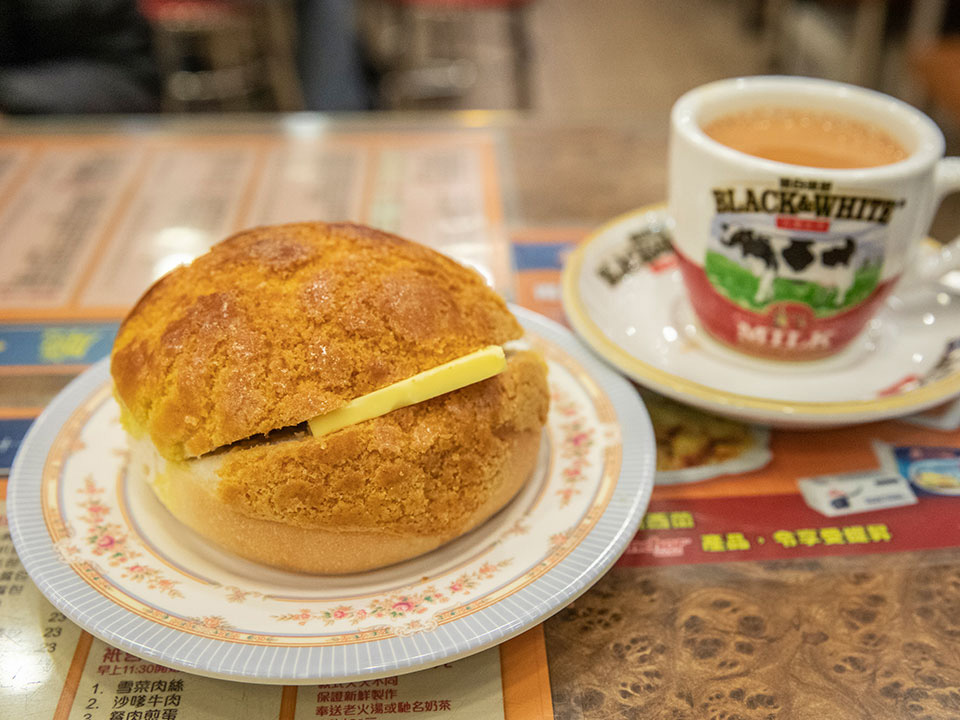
[128,429,542,575]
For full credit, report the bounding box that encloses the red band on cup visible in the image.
[676,250,896,360]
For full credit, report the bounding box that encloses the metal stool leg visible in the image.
[262,0,304,111]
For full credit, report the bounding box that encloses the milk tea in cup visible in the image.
[668,77,960,361]
[702,107,907,169]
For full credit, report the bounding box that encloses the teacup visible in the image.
[669,76,960,360]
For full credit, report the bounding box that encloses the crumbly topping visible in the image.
[111,223,522,460]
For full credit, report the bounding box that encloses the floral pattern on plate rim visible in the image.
[39,335,622,646]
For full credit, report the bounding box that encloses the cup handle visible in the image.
[914,157,960,282]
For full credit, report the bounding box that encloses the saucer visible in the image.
[561,204,960,428]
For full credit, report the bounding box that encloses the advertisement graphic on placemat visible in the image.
[0,322,118,369]
[622,422,960,567]
[512,227,589,326]
[877,443,960,496]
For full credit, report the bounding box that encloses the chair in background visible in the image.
[761,0,890,89]
[904,0,960,128]
[0,0,158,114]
[912,37,960,126]
[359,0,535,111]
[140,0,303,111]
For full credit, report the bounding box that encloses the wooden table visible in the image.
[2,113,960,720]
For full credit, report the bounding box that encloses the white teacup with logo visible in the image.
[669,76,960,361]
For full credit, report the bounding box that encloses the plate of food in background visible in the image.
[639,389,772,484]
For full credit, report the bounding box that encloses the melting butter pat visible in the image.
[308,345,507,437]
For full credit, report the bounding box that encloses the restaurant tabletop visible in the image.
[2,113,960,720]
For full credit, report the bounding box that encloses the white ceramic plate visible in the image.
[654,426,772,485]
[562,205,960,428]
[7,307,654,684]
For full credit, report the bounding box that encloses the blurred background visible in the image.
[4,0,960,236]
[1,0,959,129]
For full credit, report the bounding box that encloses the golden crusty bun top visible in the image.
[111,222,523,461]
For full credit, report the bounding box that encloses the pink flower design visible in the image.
[74,476,181,598]
[506,520,530,537]
[180,615,237,635]
[273,570,506,628]
[570,432,591,446]
[551,394,595,507]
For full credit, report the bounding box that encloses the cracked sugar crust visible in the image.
[214,351,549,535]
[111,222,523,461]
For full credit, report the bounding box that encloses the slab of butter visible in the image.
[308,345,506,437]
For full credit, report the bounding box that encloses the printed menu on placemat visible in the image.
[0,146,144,310]
[0,131,508,321]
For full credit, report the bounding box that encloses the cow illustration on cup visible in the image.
[717,223,860,306]
[705,219,882,317]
